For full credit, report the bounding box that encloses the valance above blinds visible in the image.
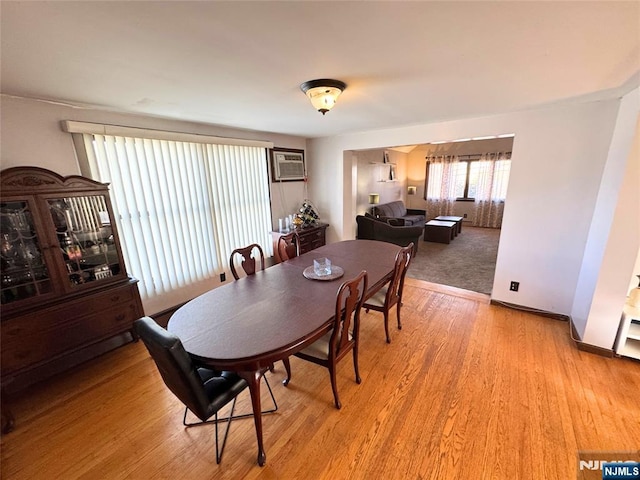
[62,120,274,149]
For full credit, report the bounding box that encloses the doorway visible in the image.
[352,136,514,295]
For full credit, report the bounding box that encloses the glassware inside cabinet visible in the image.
[48,195,121,287]
[0,201,52,304]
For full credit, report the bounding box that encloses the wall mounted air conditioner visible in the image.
[270,148,306,182]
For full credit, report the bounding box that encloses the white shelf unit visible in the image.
[615,305,640,360]
[370,162,397,183]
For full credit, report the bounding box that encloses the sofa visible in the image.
[356,214,423,253]
[372,200,426,228]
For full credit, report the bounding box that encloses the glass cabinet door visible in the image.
[48,195,121,287]
[0,201,52,304]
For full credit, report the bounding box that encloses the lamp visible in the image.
[368,193,380,218]
[300,79,346,115]
[407,186,417,195]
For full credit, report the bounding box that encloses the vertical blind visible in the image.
[80,134,273,301]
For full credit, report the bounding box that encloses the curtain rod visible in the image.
[425,151,511,160]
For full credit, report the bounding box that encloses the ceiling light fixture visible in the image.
[300,79,346,115]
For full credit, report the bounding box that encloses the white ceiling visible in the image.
[2,1,639,139]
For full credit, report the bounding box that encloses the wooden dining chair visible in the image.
[363,243,414,343]
[229,243,265,280]
[229,242,287,372]
[277,232,300,262]
[282,270,368,409]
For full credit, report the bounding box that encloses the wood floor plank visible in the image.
[2,279,638,479]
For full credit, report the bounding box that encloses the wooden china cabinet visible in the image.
[0,167,144,432]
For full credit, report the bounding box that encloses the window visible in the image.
[65,122,274,304]
[452,161,470,199]
[426,154,511,201]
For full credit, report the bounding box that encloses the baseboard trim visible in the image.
[573,340,615,358]
[489,299,569,321]
[568,317,615,358]
[491,300,616,358]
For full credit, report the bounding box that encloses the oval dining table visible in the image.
[167,239,401,466]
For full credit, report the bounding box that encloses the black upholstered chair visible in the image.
[363,243,413,343]
[356,214,422,254]
[282,270,368,409]
[229,243,265,280]
[134,316,278,463]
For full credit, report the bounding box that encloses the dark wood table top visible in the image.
[167,239,400,371]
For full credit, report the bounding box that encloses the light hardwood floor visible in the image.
[2,278,639,479]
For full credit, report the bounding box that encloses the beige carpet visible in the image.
[406,225,501,295]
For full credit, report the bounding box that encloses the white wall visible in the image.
[572,88,639,348]
[307,99,631,350]
[355,149,407,215]
[629,250,640,296]
[0,95,307,314]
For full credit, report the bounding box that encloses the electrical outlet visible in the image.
[510,281,519,292]
[463,213,468,218]
[220,272,226,282]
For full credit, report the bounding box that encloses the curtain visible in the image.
[472,153,511,228]
[424,155,460,219]
[81,134,272,301]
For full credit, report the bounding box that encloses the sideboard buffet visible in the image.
[271,222,329,263]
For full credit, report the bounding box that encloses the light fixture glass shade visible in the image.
[368,193,380,204]
[306,86,342,113]
[301,79,346,115]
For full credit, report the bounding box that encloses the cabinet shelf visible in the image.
[627,321,640,341]
[615,306,640,360]
[618,339,640,359]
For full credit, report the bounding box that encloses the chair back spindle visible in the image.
[331,272,368,356]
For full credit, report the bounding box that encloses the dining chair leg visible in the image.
[396,303,403,330]
[328,364,341,410]
[384,311,391,344]
[282,357,292,386]
[353,346,361,384]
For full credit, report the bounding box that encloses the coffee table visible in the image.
[434,215,463,235]
[424,220,457,244]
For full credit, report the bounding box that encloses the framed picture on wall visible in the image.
[270,148,306,182]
